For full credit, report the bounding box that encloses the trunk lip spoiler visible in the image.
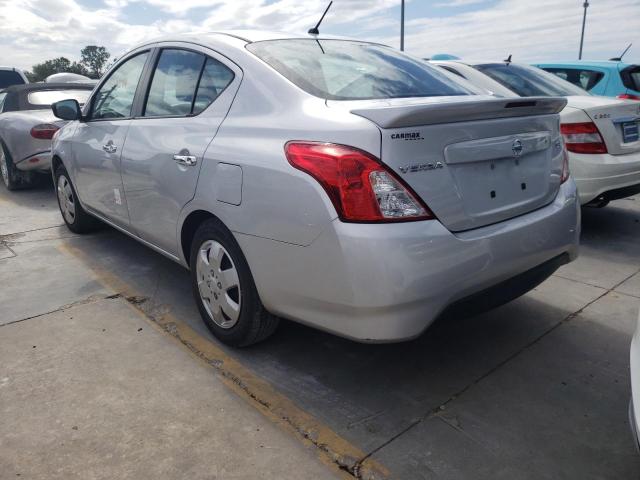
[349,96,567,129]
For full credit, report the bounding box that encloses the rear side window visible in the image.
[0,92,6,112]
[0,71,25,89]
[247,39,473,101]
[543,68,604,91]
[144,50,234,117]
[92,52,149,120]
[192,57,234,115]
[621,66,640,91]
[27,90,91,107]
[145,49,204,117]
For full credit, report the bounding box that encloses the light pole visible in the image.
[578,1,589,60]
[400,0,405,51]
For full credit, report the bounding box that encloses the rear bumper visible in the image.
[236,180,580,342]
[570,150,640,204]
[15,151,52,172]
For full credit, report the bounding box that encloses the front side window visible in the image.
[247,39,473,101]
[476,63,589,97]
[144,49,204,117]
[0,92,7,112]
[91,52,149,120]
[28,90,91,107]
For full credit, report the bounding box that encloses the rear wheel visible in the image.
[190,219,279,347]
[0,144,31,190]
[54,165,99,233]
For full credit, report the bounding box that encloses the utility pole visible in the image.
[579,1,589,60]
[400,0,405,51]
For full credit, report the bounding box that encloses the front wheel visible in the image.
[190,219,279,347]
[54,165,99,233]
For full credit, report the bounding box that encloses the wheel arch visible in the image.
[51,155,63,176]
[180,209,223,266]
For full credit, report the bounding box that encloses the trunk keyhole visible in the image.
[521,182,527,190]
[490,190,496,199]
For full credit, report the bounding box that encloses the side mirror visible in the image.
[52,99,81,121]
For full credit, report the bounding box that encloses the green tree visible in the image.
[28,57,89,82]
[80,46,110,79]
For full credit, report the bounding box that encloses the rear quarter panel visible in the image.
[182,61,381,248]
[0,110,58,164]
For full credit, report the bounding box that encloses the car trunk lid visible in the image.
[330,96,567,232]
[567,95,640,155]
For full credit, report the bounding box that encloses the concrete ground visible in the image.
[1,180,639,480]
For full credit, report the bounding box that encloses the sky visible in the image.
[1,0,639,72]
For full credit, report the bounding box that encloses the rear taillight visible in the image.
[560,122,607,154]
[285,142,434,222]
[30,123,60,140]
[617,93,640,101]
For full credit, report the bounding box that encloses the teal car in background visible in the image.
[534,61,640,100]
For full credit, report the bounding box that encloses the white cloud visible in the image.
[434,0,486,7]
[0,0,638,72]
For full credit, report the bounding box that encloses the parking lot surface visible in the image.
[1,181,639,479]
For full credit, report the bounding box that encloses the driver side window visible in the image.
[91,52,149,120]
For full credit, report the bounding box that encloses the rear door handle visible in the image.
[102,143,117,154]
[173,154,197,167]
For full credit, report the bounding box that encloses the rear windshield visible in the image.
[247,39,473,101]
[0,70,26,89]
[475,63,588,97]
[622,66,640,91]
[27,90,91,107]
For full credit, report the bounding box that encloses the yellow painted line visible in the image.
[57,242,390,480]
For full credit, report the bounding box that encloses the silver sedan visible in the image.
[51,31,580,346]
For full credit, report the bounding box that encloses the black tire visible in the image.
[54,165,99,233]
[190,218,279,347]
[0,143,32,190]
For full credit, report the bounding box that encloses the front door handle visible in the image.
[173,154,197,167]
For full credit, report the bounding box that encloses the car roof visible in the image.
[1,82,95,94]
[132,30,386,50]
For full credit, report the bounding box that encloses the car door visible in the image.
[71,51,151,228]
[120,45,239,255]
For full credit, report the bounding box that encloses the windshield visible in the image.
[247,39,474,101]
[475,63,589,97]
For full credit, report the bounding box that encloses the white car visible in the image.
[630,304,640,451]
[433,60,640,207]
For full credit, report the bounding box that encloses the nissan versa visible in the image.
[50,31,580,346]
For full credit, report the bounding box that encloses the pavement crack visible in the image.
[0,294,119,327]
[0,224,64,241]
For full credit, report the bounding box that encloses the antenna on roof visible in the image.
[504,54,512,63]
[610,43,632,61]
[308,1,333,35]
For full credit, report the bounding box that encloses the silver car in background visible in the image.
[51,31,580,347]
[0,83,93,189]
